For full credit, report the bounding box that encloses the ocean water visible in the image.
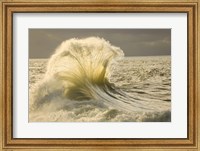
[29,37,171,122]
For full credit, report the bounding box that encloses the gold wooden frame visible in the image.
[0,0,199,150]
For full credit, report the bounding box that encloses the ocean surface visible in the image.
[29,37,171,122]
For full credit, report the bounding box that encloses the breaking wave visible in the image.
[29,37,171,122]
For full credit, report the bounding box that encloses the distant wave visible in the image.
[29,37,170,121]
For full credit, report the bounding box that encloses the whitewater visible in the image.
[29,37,171,122]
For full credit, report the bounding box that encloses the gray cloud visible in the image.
[29,29,171,58]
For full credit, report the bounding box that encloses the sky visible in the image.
[29,29,171,58]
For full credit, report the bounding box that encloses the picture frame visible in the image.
[0,0,199,150]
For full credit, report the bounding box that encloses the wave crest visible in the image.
[45,37,123,100]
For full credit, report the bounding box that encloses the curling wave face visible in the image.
[29,37,171,122]
[46,37,124,100]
